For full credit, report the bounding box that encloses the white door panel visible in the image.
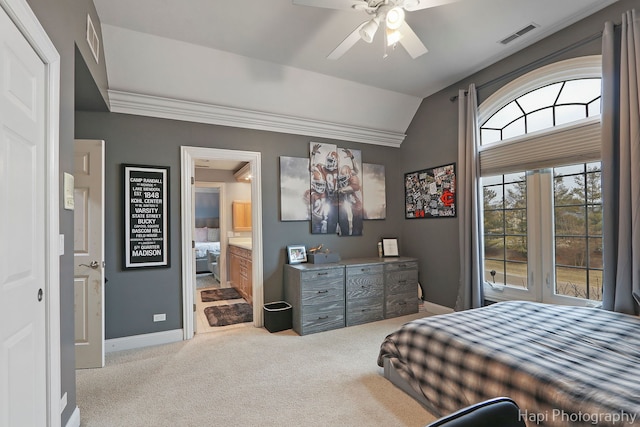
[74,139,105,369]
[0,5,47,426]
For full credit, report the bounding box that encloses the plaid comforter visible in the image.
[377,301,640,426]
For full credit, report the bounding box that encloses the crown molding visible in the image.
[108,90,406,147]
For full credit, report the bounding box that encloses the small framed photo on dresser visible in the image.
[287,245,307,264]
[381,238,399,257]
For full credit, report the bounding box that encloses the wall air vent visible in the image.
[86,14,100,64]
[499,23,539,45]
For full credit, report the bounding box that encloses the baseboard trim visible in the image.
[423,301,454,316]
[64,406,80,427]
[105,329,183,353]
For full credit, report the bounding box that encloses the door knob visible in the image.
[79,261,100,269]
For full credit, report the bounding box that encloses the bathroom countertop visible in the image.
[229,237,252,251]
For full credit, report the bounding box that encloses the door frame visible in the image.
[180,146,263,339]
[0,0,61,425]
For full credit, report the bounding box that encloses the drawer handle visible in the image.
[317,272,329,276]
[318,315,329,320]
[317,290,329,294]
[398,280,407,284]
[399,264,407,268]
[360,268,369,272]
[399,301,407,306]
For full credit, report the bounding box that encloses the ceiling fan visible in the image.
[293,0,459,60]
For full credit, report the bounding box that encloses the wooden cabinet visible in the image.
[384,259,419,318]
[229,245,252,304]
[284,257,418,335]
[344,261,384,326]
[284,264,345,335]
[232,201,251,231]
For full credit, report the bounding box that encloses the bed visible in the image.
[194,217,220,277]
[378,301,640,427]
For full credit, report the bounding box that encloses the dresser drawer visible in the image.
[386,270,418,293]
[346,269,383,299]
[301,304,345,334]
[385,261,418,273]
[300,273,345,305]
[346,298,383,326]
[385,293,419,318]
[300,268,344,282]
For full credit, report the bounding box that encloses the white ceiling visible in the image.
[93,0,618,144]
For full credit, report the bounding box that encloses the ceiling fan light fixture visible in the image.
[386,27,403,46]
[385,6,405,30]
[359,17,380,43]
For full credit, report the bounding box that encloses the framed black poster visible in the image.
[123,164,170,268]
[404,163,456,219]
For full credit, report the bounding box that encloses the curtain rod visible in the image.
[448,24,616,103]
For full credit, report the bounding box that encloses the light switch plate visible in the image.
[63,172,74,210]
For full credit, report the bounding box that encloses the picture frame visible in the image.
[287,245,307,264]
[381,238,399,257]
[405,162,456,219]
[123,164,170,269]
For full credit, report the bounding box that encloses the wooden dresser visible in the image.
[284,257,418,335]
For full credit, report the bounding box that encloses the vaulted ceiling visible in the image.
[92,0,619,146]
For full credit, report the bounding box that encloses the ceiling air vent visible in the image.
[86,14,100,64]
[499,23,538,45]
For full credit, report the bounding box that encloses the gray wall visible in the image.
[75,112,407,338]
[24,0,110,424]
[400,0,636,309]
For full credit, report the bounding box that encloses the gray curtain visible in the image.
[601,9,640,315]
[455,84,484,311]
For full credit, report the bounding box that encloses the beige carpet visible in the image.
[76,311,438,427]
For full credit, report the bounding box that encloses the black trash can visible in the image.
[263,301,292,333]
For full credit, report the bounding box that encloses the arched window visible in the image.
[477,55,603,306]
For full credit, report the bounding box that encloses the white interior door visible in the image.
[0,5,47,426]
[73,139,105,369]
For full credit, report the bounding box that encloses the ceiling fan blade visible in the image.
[292,0,368,11]
[403,0,459,12]
[397,22,428,59]
[327,22,366,60]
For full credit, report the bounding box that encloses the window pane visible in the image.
[554,164,584,176]
[505,261,527,288]
[556,79,601,104]
[556,105,587,125]
[482,175,503,186]
[506,236,527,262]
[505,209,526,234]
[588,270,603,301]
[517,82,562,113]
[556,237,587,267]
[585,171,602,204]
[484,185,504,208]
[502,117,525,139]
[485,260,503,284]
[504,182,526,208]
[526,107,554,133]
[589,237,603,268]
[588,98,601,117]
[555,206,586,236]
[481,128,501,145]
[587,206,602,234]
[484,210,504,234]
[504,173,525,184]
[586,162,601,172]
[484,237,504,259]
[483,101,522,129]
[554,175,583,205]
[556,266,587,298]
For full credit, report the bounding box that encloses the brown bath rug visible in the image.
[204,303,253,327]
[201,287,242,302]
